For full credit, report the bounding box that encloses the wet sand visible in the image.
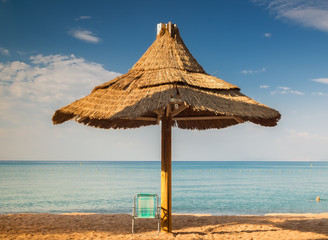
[1,213,328,239]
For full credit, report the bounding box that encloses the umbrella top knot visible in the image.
[156,22,178,38]
[130,22,205,73]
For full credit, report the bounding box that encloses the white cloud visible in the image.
[290,90,304,95]
[0,54,121,116]
[254,0,328,33]
[312,92,328,96]
[260,85,269,89]
[69,29,101,43]
[264,32,271,38]
[241,67,266,74]
[312,78,328,84]
[0,47,10,56]
[75,16,92,21]
[271,86,304,95]
[286,128,326,140]
[282,8,328,32]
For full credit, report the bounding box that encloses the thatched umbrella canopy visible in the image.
[52,22,280,232]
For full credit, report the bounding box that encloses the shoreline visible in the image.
[1,212,328,239]
[2,211,326,217]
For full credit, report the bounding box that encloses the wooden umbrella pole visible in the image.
[161,114,172,232]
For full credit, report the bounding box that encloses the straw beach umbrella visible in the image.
[52,22,280,232]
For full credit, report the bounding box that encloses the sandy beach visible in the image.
[1,213,328,239]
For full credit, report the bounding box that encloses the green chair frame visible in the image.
[132,193,160,235]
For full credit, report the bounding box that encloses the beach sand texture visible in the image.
[1,213,328,239]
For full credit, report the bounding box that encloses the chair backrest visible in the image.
[134,193,158,218]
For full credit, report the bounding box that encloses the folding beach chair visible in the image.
[132,193,160,235]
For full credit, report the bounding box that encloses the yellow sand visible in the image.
[1,213,328,239]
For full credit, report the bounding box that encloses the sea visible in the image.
[1,161,327,215]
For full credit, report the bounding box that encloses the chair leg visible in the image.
[132,217,135,235]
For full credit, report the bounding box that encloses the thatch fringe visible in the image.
[53,84,280,130]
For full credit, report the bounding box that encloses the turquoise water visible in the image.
[1,161,327,215]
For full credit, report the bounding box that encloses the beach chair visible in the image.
[132,193,160,235]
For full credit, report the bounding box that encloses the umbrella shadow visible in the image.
[273,217,328,236]
[170,214,328,237]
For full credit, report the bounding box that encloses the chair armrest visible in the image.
[132,206,136,217]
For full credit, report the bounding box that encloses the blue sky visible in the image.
[0,0,327,161]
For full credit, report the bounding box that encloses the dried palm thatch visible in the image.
[52,23,280,130]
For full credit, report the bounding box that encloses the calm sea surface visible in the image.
[1,161,327,215]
